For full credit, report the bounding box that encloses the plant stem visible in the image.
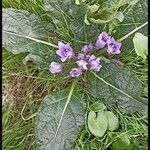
[52,81,76,148]
[3,30,58,48]
[118,22,148,42]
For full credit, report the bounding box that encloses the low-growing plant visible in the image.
[2,0,148,149]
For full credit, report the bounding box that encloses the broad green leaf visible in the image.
[87,0,125,8]
[105,111,119,131]
[43,0,73,26]
[86,62,148,116]
[133,32,148,60]
[125,0,140,6]
[112,134,134,150]
[104,0,140,7]
[89,8,116,24]
[89,101,106,112]
[88,111,107,137]
[85,0,139,10]
[43,0,101,46]
[35,83,86,150]
[84,0,134,27]
[2,8,57,55]
[116,0,148,51]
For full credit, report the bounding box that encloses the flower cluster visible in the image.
[49,32,121,77]
[96,32,121,54]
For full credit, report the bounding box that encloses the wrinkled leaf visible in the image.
[44,0,73,27]
[84,0,136,28]
[89,8,116,24]
[85,0,145,34]
[133,32,148,60]
[115,0,147,51]
[35,83,86,150]
[86,62,148,116]
[87,0,126,8]
[2,8,57,55]
[88,111,107,137]
[43,0,101,46]
[106,111,119,131]
[126,0,140,5]
[89,101,106,112]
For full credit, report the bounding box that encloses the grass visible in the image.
[2,49,67,150]
[3,49,43,150]
[2,0,148,149]
[3,105,36,150]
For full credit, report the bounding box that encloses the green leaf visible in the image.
[89,101,106,112]
[75,0,80,5]
[22,54,48,70]
[89,0,126,8]
[126,0,140,5]
[89,8,116,24]
[116,0,147,51]
[75,0,86,5]
[88,111,107,137]
[43,0,73,26]
[84,0,132,26]
[106,111,119,131]
[86,62,148,116]
[112,134,134,150]
[115,11,124,22]
[35,83,86,150]
[133,32,148,60]
[88,4,99,13]
[84,13,90,25]
[2,8,57,55]
[43,0,101,46]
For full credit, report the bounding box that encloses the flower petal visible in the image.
[70,68,82,77]
[58,41,66,50]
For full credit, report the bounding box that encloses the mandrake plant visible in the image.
[2,0,148,149]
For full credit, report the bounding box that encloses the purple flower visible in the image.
[49,62,63,74]
[81,43,93,53]
[77,53,85,60]
[87,55,102,72]
[96,32,109,49]
[70,68,82,77]
[76,59,88,70]
[56,41,74,62]
[86,54,96,62]
[106,37,121,54]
